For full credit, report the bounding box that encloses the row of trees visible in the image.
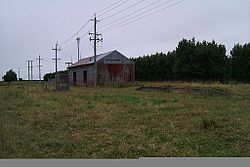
[132,38,250,82]
[1,70,66,83]
[2,38,249,83]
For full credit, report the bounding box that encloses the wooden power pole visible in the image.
[30,60,33,81]
[37,55,43,81]
[18,68,21,80]
[27,60,33,81]
[89,14,103,86]
[76,37,81,61]
[52,42,61,87]
[27,61,30,80]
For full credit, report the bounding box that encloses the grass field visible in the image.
[0,82,250,158]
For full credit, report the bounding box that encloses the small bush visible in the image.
[2,69,17,83]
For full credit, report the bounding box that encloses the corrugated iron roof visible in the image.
[70,50,116,68]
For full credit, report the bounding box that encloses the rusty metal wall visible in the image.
[97,62,135,84]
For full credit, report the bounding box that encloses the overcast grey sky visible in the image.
[0,0,249,80]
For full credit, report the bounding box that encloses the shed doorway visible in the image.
[73,72,77,85]
[83,71,87,84]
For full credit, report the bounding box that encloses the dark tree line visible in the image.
[230,43,250,81]
[132,38,250,82]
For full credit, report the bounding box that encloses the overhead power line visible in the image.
[61,28,92,50]
[60,38,89,58]
[81,39,90,46]
[96,0,124,14]
[60,49,77,61]
[100,0,162,29]
[103,0,187,33]
[61,45,77,57]
[96,0,123,14]
[61,32,90,52]
[61,41,76,50]
[58,19,91,46]
[79,27,93,38]
[101,0,176,30]
[97,0,131,17]
[100,0,147,21]
[101,0,185,32]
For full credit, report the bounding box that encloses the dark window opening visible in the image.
[83,71,87,84]
[73,72,76,85]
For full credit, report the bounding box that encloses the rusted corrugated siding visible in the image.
[97,62,134,83]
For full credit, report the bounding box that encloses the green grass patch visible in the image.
[0,82,250,158]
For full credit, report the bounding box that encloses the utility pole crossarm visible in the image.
[65,61,72,68]
[52,58,61,60]
[89,32,102,36]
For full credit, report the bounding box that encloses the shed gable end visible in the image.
[102,51,134,65]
